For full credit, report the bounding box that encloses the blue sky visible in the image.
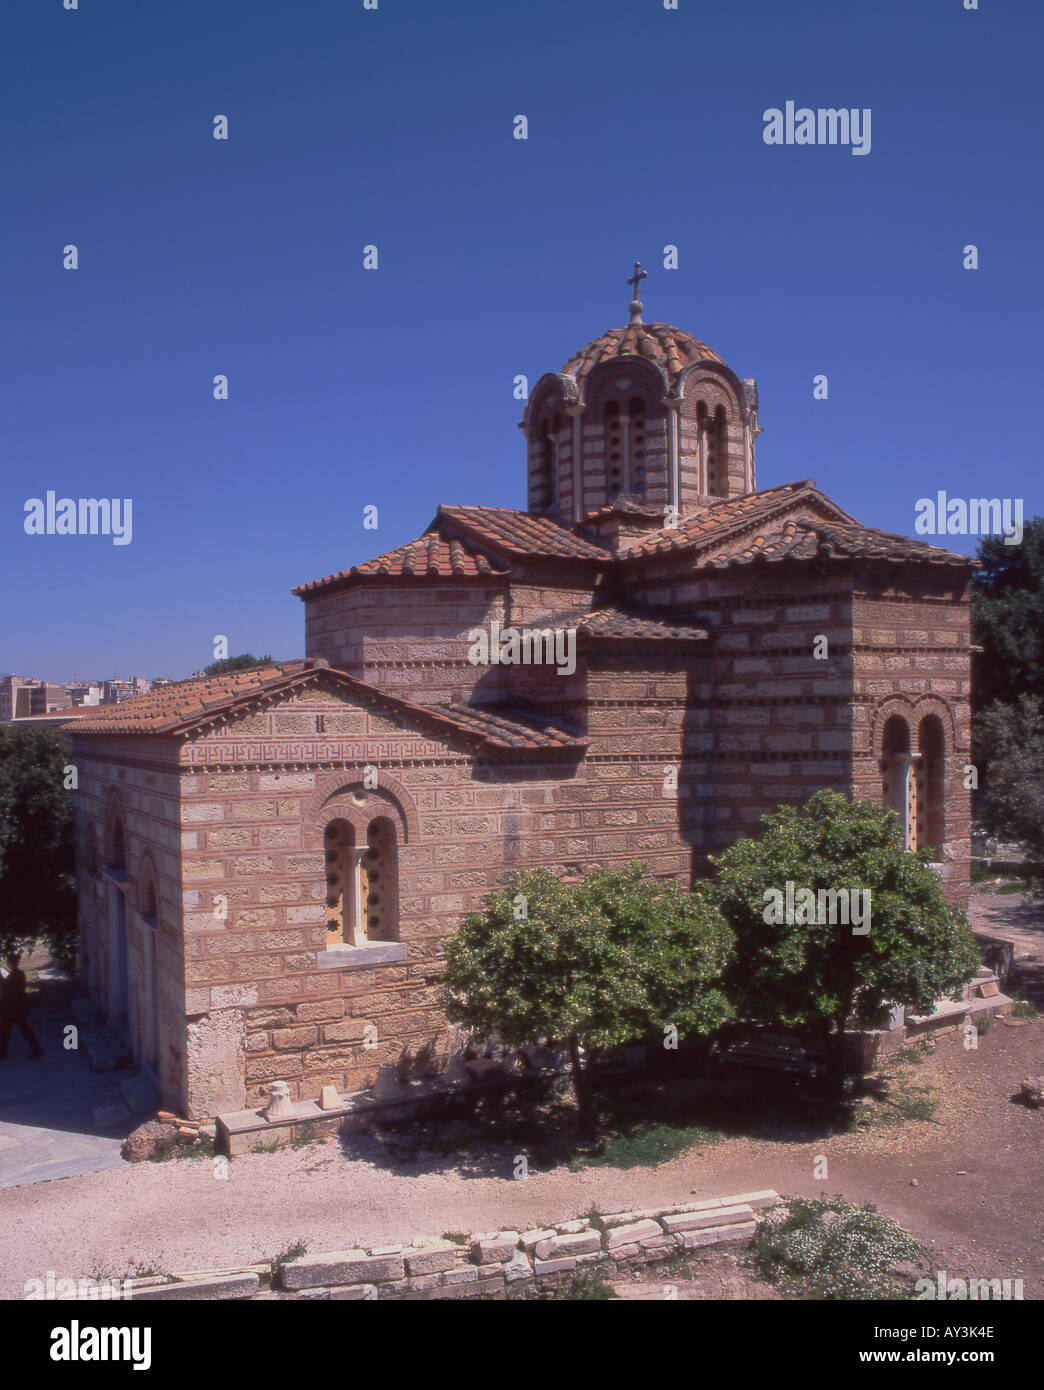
[2,0,1041,681]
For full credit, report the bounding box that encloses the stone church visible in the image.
[69,276,976,1120]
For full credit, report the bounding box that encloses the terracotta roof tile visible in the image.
[437,506,609,562]
[577,608,709,643]
[708,517,977,569]
[561,322,721,388]
[293,534,507,595]
[620,480,852,559]
[435,705,586,751]
[67,660,588,754]
[66,661,315,735]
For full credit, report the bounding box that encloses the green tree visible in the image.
[711,790,980,1101]
[977,696,1044,895]
[971,516,1044,714]
[0,726,77,971]
[202,653,274,676]
[441,862,734,1137]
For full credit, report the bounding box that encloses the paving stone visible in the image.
[534,1256,577,1276]
[442,1266,479,1285]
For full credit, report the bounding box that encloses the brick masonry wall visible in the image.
[70,736,186,1110]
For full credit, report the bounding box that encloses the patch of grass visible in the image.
[441,1231,470,1246]
[148,1130,219,1162]
[1011,999,1038,1020]
[970,861,993,884]
[250,1139,285,1155]
[270,1239,308,1269]
[569,1119,723,1171]
[752,1197,925,1300]
[997,880,1024,895]
[548,1268,617,1300]
[974,1014,994,1037]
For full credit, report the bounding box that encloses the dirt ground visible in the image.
[0,885,1040,1301]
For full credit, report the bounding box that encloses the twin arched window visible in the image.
[323,815,398,947]
[881,713,945,857]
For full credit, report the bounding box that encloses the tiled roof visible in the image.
[619,480,853,559]
[66,661,317,734]
[561,322,722,388]
[293,534,507,595]
[436,506,609,562]
[67,659,588,754]
[708,517,978,570]
[434,705,586,751]
[577,608,709,643]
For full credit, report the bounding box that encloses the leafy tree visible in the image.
[971,516,1044,714]
[202,653,274,676]
[0,726,77,971]
[976,696,1044,896]
[441,862,734,1137]
[710,790,980,1101]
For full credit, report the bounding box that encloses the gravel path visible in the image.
[1,1018,1040,1300]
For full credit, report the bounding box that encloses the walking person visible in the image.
[0,951,43,1059]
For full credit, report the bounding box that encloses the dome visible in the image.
[561,321,722,391]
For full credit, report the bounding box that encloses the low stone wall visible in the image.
[117,1189,779,1301]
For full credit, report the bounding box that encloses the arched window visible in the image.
[698,403,727,497]
[85,826,99,877]
[323,815,400,948]
[917,715,946,858]
[324,818,356,946]
[881,715,915,850]
[604,400,622,499]
[362,816,398,942]
[107,817,126,873]
[628,396,647,494]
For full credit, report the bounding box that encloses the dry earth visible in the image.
[0,884,1040,1301]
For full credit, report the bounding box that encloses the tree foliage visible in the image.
[202,653,274,676]
[971,516,1044,714]
[0,725,77,970]
[710,790,980,1097]
[977,696,1044,894]
[441,862,734,1134]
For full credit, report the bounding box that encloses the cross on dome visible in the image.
[626,260,648,323]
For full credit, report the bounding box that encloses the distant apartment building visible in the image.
[0,676,37,721]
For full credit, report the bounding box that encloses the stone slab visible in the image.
[606,1219,662,1249]
[280,1250,404,1288]
[661,1203,755,1234]
[676,1221,757,1250]
[129,1273,260,1301]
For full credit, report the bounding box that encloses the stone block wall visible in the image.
[71,736,186,1110]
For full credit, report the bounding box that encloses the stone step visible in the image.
[81,1025,132,1072]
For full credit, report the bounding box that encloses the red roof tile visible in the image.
[436,506,609,562]
[708,517,978,570]
[619,480,854,559]
[577,608,709,643]
[561,322,722,387]
[293,534,507,595]
[67,660,588,754]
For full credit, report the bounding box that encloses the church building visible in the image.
[68,273,976,1119]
